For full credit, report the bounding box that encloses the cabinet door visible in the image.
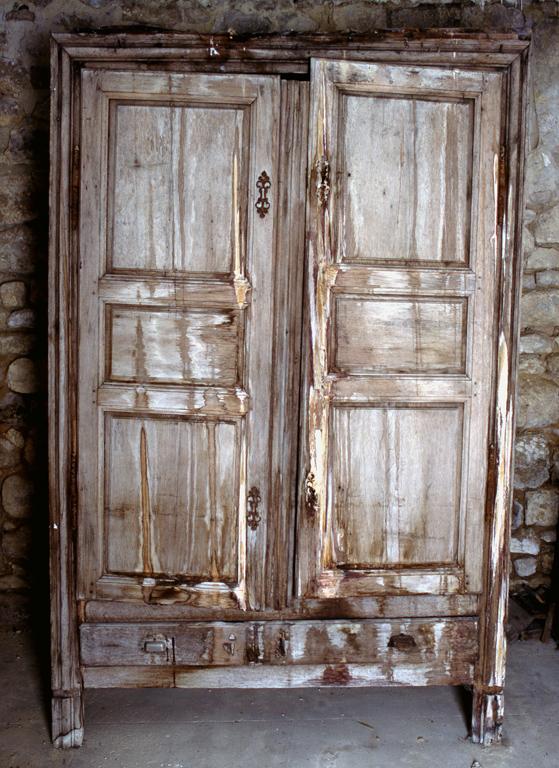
[297,60,503,602]
[77,70,279,611]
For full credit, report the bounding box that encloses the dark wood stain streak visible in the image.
[207,420,219,581]
[178,107,186,271]
[320,664,352,685]
[139,425,154,575]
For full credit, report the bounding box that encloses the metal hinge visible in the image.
[304,471,319,519]
[247,486,262,531]
[315,155,330,206]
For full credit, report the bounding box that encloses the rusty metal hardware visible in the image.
[247,486,262,531]
[255,170,271,218]
[315,155,330,206]
[388,633,417,651]
[143,635,170,654]
[275,629,289,660]
[223,633,237,656]
[304,471,319,518]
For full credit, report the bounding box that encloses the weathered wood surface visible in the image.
[76,68,281,612]
[109,102,246,274]
[49,41,84,749]
[265,79,309,609]
[333,296,467,374]
[80,619,477,682]
[105,415,239,580]
[84,593,481,622]
[50,32,528,748]
[297,59,503,604]
[472,48,529,747]
[338,94,473,265]
[107,306,242,385]
[331,407,462,568]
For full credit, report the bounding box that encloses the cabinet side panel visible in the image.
[49,41,83,746]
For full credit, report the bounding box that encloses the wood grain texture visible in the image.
[107,305,241,385]
[265,80,309,609]
[333,296,467,374]
[472,50,529,746]
[80,618,477,679]
[76,68,281,613]
[84,593,481,622]
[110,102,247,274]
[105,415,239,581]
[297,58,503,607]
[49,41,84,748]
[338,93,473,264]
[331,406,463,568]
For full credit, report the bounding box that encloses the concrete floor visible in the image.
[0,626,557,768]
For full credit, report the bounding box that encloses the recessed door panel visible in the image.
[105,414,239,581]
[331,405,463,568]
[106,305,242,386]
[339,93,474,264]
[333,295,467,375]
[110,103,248,275]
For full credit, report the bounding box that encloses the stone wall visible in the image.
[0,0,557,603]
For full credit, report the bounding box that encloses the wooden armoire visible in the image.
[49,31,529,748]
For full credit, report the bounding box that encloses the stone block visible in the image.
[0,575,28,590]
[0,334,35,356]
[518,355,546,375]
[514,557,537,577]
[2,474,33,519]
[0,436,20,469]
[525,488,559,527]
[526,247,559,270]
[0,224,41,274]
[516,375,559,428]
[512,499,524,531]
[2,524,31,561]
[7,357,40,394]
[521,290,559,328]
[514,433,549,489]
[519,333,554,354]
[0,281,26,309]
[534,205,559,246]
[546,354,559,376]
[536,270,559,287]
[7,309,34,330]
[510,534,540,555]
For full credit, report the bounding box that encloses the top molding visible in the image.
[52,31,530,74]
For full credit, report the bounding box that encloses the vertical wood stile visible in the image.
[472,51,529,746]
[49,41,84,747]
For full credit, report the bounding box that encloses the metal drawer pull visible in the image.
[143,639,167,653]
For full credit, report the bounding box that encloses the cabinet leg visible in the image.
[52,691,84,748]
[471,687,504,745]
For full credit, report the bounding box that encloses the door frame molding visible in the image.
[49,32,529,747]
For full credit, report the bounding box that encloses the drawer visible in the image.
[80,618,478,671]
[80,622,247,667]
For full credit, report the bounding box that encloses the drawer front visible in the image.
[80,618,478,673]
[80,622,248,667]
